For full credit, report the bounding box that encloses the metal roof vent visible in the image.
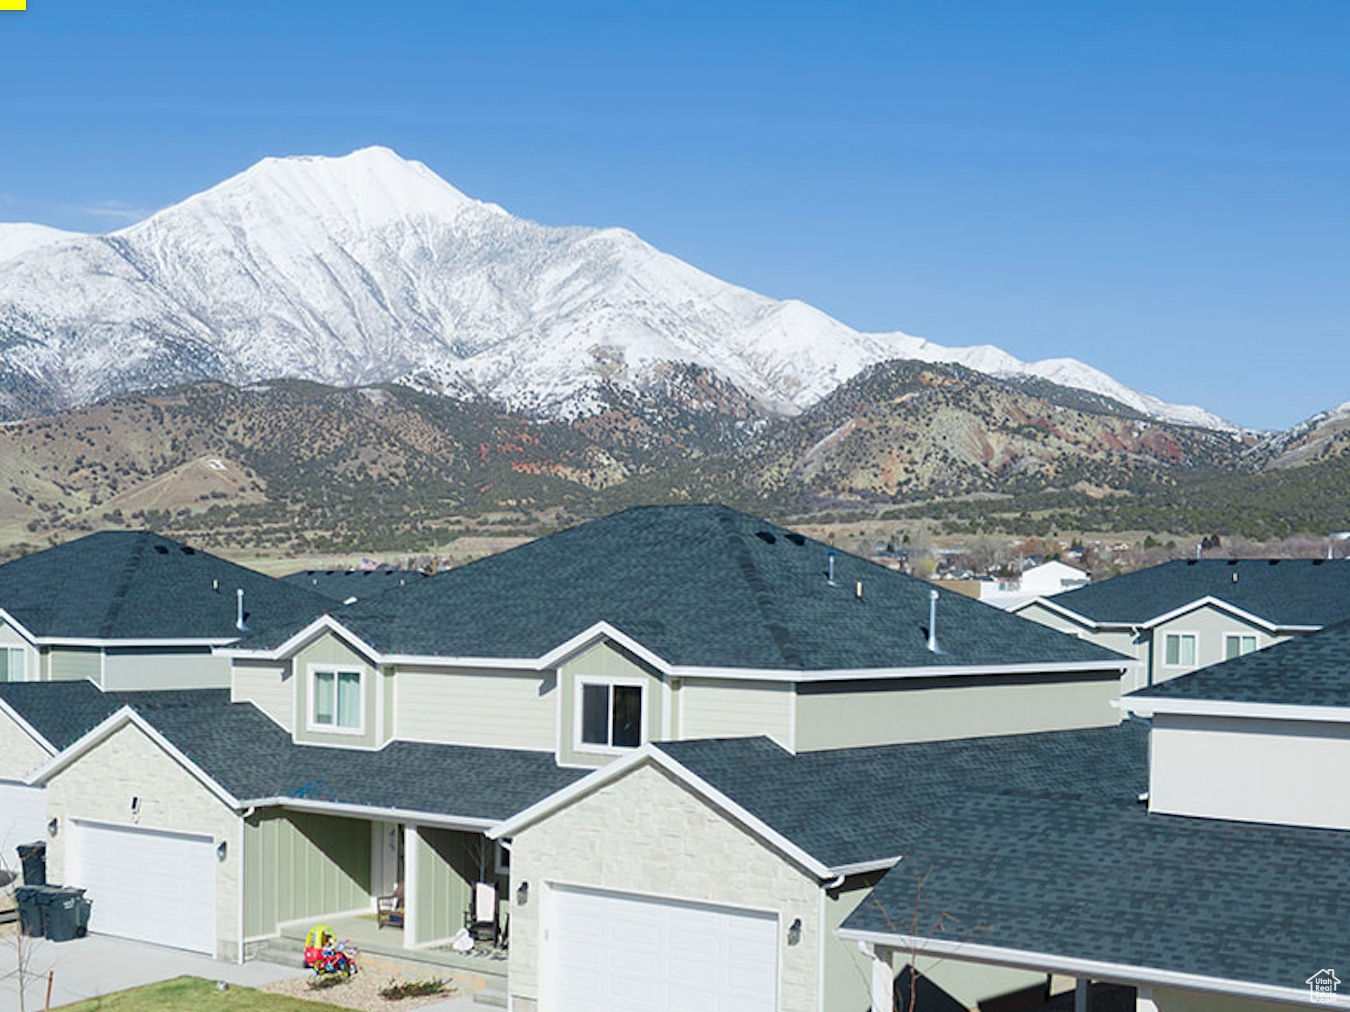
[153,545,169,554]
[180,546,195,555]
[927,589,942,653]
[827,550,838,586]
[786,532,806,546]
[755,531,777,544]
[235,588,247,632]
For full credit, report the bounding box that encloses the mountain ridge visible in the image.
[0,146,1237,431]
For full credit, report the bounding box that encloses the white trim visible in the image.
[572,675,648,755]
[490,744,850,879]
[404,824,420,948]
[1139,596,1319,635]
[788,681,798,754]
[306,664,366,736]
[236,796,497,833]
[27,707,242,810]
[1122,696,1350,724]
[834,927,1320,1007]
[0,695,57,754]
[221,616,1132,683]
[236,814,246,965]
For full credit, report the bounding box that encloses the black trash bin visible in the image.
[13,885,45,937]
[44,887,88,942]
[16,841,46,885]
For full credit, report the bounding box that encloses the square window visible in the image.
[1164,633,1196,667]
[1225,634,1258,660]
[577,681,644,750]
[312,668,362,730]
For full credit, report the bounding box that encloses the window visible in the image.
[1163,633,1197,667]
[1225,634,1258,660]
[0,646,22,683]
[578,681,644,751]
[311,668,363,731]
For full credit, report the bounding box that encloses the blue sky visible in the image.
[1,1,1347,430]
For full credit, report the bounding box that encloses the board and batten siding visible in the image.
[291,633,382,749]
[1150,713,1350,830]
[244,810,372,939]
[794,672,1120,752]
[102,647,230,691]
[230,660,293,730]
[556,640,666,767]
[677,678,793,748]
[48,647,101,684]
[393,666,554,750]
[411,827,498,946]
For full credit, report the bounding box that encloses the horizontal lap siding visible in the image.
[102,648,229,690]
[230,660,293,730]
[244,811,372,939]
[395,667,554,750]
[678,679,793,747]
[48,647,100,684]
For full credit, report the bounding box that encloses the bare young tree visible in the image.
[0,849,50,1012]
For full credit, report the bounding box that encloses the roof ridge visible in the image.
[98,531,151,638]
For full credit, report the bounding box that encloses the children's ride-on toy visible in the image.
[303,924,358,979]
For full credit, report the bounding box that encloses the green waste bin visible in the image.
[44,887,89,942]
[13,885,45,937]
[16,841,46,886]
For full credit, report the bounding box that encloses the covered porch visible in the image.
[243,808,510,955]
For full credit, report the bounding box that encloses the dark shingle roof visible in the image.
[37,691,584,823]
[843,765,1350,995]
[0,682,229,750]
[658,724,1148,869]
[1043,557,1350,627]
[280,569,427,603]
[0,531,333,641]
[243,505,1124,671]
[1130,616,1350,706]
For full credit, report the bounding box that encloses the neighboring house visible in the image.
[6,505,1136,967]
[1012,558,1350,691]
[280,568,427,604]
[836,618,1350,1012]
[978,560,1090,610]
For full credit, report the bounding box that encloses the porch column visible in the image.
[404,824,420,948]
[1136,987,1157,1012]
[1075,978,1091,1012]
[870,945,895,1012]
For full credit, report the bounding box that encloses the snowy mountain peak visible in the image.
[0,147,1238,432]
[0,223,85,264]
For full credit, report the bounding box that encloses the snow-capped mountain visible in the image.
[0,146,1234,430]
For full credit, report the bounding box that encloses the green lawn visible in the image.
[59,976,329,1011]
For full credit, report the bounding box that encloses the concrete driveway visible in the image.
[0,927,483,1011]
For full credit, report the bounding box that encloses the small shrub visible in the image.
[379,977,448,1000]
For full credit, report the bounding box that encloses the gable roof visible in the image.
[0,681,229,752]
[1125,616,1350,710]
[0,531,333,642]
[1040,557,1350,628]
[280,568,427,602]
[238,505,1125,673]
[30,689,585,826]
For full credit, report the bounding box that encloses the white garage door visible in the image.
[67,821,216,954]
[550,884,778,1012]
[0,782,46,871]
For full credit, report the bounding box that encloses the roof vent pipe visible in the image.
[927,588,940,653]
[235,588,247,632]
[827,550,837,586]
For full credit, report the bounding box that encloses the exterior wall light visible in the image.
[216,841,228,861]
[517,881,529,906]
[47,818,58,837]
[787,917,802,946]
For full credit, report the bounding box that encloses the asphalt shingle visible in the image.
[0,682,229,750]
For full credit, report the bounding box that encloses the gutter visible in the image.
[834,928,1317,1007]
[238,795,498,833]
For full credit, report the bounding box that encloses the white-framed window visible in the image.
[1224,634,1258,660]
[575,678,645,753]
[0,646,24,683]
[1163,632,1198,668]
[309,666,364,733]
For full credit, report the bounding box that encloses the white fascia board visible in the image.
[27,707,241,810]
[488,744,837,879]
[35,637,235,648]
[1139,597,1286,634]
[1121,696,1350,724]
[0,609,40,647]
[670,660,1135,683]
[827,856,903,877]
[215,614,382,664]
[0,695,56,755]
[1011,597,1102,629]
[239,796,496,833]
[834,928,1317,1007]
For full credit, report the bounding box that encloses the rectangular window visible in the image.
[578,681,644,750]
[1224,634,1258,660]
[1164,633,1197,667]
[312,668,362,730]
[0,647,19,683]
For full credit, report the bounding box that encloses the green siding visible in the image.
[413,827,484,945]
[557,640,665,767]
[243,811,372,939]
[292,633,381,748]
[102,647,229,690]
[48,646,101,684]
[824,875,884,1012]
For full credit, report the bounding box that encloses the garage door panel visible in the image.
[68,821,216,955]
[551,885,778,1012]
